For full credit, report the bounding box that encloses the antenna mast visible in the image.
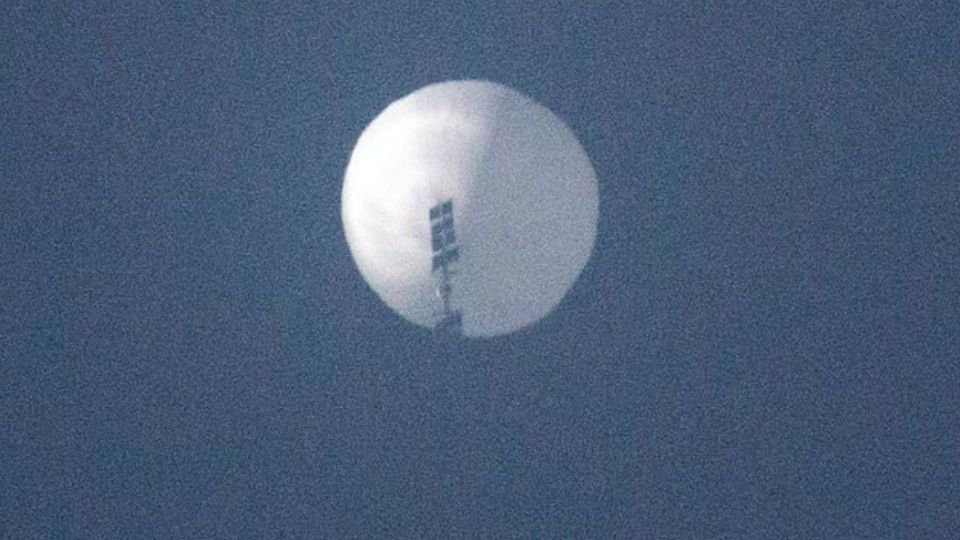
[429,199,462,337]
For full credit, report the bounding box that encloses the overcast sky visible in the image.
[2,2,958,537]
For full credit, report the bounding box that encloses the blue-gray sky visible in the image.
[2,2,958,537]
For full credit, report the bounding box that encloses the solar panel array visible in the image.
[429,199,462,336]
[429,200,459,272]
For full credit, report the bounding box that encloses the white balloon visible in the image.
[342,80,598,337]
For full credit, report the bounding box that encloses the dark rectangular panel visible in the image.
[432,248,460,271]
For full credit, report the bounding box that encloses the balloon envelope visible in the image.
[342,80,598,337]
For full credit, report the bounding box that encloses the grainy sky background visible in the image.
[2,2,958,538]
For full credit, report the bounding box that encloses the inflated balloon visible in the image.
[342,80,598,337]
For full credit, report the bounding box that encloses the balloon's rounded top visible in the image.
[342,80,598,337]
